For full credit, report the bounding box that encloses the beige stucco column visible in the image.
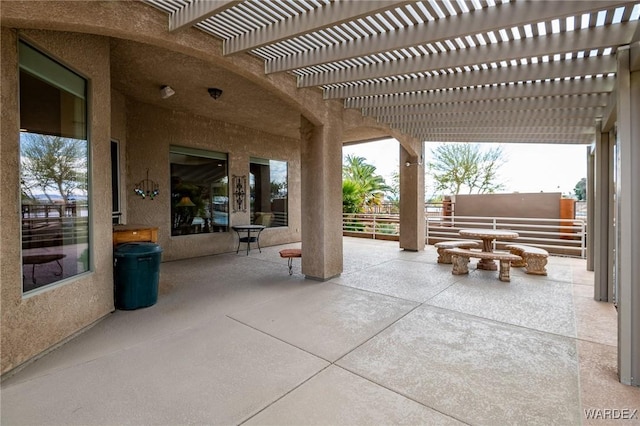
[399,144,425,251]
[586,144,594,272]
[616,45,640,387]
[299,105,344,280]
[593,122,613,302]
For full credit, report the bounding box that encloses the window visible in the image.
[249,158,288,227]
[111,140,121,224]
[19,41,89,292]
[170,146,228,236]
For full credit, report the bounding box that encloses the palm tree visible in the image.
[342,180,361,214]
[342,155,391,212]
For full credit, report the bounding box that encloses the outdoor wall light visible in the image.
[160,85,175,99]
[208,87,223,99]
[405,159,423,167]
[134,169,159,200]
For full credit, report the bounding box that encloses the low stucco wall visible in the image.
[453,192,563,219]
[1,29,115,375]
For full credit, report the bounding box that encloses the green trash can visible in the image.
[114,242,162,310]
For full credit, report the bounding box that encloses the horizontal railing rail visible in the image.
[342,213,400,241]
[22,216,89,249]
[427,215,585,258]
[342,213,586,258]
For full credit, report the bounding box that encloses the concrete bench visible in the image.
[434,240,481,264]
[445,248,522,282]
[279,248,301,275]
[505,244,549,276]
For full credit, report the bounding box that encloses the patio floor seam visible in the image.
[228,304,473,426]
[421,301,579,342]
[237,363,334,425]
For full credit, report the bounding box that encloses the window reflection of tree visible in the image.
[250,159,288,228]
[19,41,89,291]
[170,153,228,235]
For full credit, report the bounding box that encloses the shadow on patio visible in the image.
[2,237,638,425]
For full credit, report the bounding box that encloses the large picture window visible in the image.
[170,146,229,236]
[19,41,89,292]
[250,158,288,227]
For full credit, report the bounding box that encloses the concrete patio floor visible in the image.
[2,237,638,425]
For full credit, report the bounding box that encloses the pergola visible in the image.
[142,0,640,386]
[144,0,639,145]
[1,0,637,388]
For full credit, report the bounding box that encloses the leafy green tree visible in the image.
[573,177,587,201]
[427,143,505,195]
[342,155,390,212]
[20,133,87,203]
[387,171,400,204]
[342,180,362,213]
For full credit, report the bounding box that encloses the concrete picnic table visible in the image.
[458,228,519,271]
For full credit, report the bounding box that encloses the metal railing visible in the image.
[342,213,400,240]
[342,213,587,258]
[22,203,89,249]
[427,215,586,258]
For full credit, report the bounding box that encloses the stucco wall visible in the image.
[124,99,302,262]
[1,29,114,374]
[453,192,563,219]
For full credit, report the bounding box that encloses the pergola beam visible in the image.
[266,0,632,74]
[362,106,606,122]
[333,55,617,101]
[344,76,614,108]
[169,1,240,32]
[302,22,634,87]
[602,90,617,132]
[416,133,594,144]
[377,114,595,127]
[361,93,609,116]
[404,125,594,135]
[224,1,409,55]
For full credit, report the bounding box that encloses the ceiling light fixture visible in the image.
[405,157,423,167]
[160,85,175,99]
[208,87,223,100]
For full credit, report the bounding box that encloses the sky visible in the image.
[342,139,588,197]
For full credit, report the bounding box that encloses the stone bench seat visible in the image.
[505,244,549,276]
[434,240,481,264]
[279,248,302,275]
[444,248,522,282]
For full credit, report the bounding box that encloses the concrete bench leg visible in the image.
[451,254,469,275]
[437,248,453,264]
[524,256,548,276]
[499,259,512,282]
[508,248,527,267]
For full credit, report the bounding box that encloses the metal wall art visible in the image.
[232,175,247,212]
[134,169,159,200]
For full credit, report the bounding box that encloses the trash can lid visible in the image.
[114,242,163,256]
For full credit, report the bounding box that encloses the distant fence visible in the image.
[342,213,586,258]
[575,200,587,219]
[22,203,89,249]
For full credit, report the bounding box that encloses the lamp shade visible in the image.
[176,196,195,207]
